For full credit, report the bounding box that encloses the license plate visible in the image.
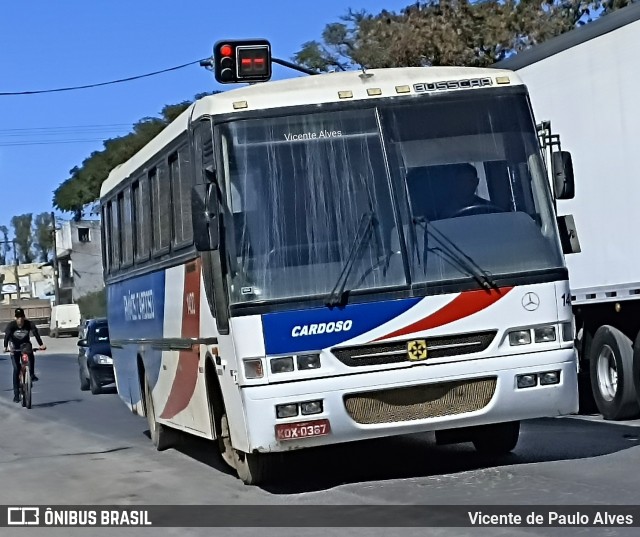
[275,419,331,441]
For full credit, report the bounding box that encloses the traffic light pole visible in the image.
[271,57,318,76]
[51,212,60,306]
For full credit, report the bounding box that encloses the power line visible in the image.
[0,139,106,147]
[1,130,125,138]
[0,58,208,96]
[0,123,131,132]
[0,123,132,146]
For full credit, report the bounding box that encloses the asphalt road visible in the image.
[1,336,640,537]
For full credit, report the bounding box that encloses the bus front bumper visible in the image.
[240,348,578,453]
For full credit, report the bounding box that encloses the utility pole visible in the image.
[51,212,60,306]
[12,239,20,300]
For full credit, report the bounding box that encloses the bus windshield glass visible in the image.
[218,91,565,305]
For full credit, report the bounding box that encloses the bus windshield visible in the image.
[218,90,565,305]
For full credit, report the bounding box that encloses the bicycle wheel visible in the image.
[19,370,26,407]
[23,369,32,409]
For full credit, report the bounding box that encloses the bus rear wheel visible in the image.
[144,375,178,451]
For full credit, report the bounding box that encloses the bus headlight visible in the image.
[539,371,561,385]
[508,325,559,346]
[276,403,298,418]
[270,356,294,374]
[243,358,264,379]
[534,326,556,343]
[297,353,321,370]
[300,400,323,415]
[509,330,532,346]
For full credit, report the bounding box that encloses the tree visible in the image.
[34,212,54,263]
[53,93,219,216]
[76,288,107,319]
[11,214,33,263]
[0,225,10,265]
[293,1,636,71]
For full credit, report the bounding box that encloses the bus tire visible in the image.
[234,450,269,486]
[589,325,639,420]
[472,421,519,455]
[205,361,272,485]
[144,375,176,451]
[219,414,269,485]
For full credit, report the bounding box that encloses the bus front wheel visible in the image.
[219,414,269,485]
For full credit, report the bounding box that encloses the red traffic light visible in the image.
[237,45,269,77]
[213,39,271,84]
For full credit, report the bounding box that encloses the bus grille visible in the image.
[331,331,496,367]
[344,377,497,424]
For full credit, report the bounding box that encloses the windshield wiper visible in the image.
[325,212,377,308]
[413,216,498,291]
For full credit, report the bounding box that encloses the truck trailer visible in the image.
[0,299,52,336]
[495,3,640,420]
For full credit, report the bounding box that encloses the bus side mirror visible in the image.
[557,214,581,254]
[552,151,575,200]
[192,182,221,251]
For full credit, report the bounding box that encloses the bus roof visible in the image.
[100,66,521,198]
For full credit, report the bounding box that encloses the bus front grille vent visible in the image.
[344,377,497,424]
[331,331,496,367]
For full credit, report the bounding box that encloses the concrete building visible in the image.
[56,220,104,304]
[0,263,55,304]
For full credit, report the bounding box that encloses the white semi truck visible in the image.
[495,3,640,420]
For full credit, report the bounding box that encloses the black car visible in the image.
[78,318,114,394]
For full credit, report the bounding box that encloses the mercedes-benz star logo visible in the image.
[522,292,540,311]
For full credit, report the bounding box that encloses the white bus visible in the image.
[100,60,579,485]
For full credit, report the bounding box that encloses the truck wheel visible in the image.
[589,325,640,420]
[630,332,640,409]
[472,421,519,455]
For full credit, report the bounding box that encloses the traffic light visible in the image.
[213,39,272,84]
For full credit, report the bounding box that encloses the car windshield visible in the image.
[93,325,109,342]
[218,90,564,305]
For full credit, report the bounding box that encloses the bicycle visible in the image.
[9,343,38,409]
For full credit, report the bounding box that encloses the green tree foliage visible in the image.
[77,288,107,320]
[52,96,213,216]
[293,1,636,71]
[0,225,10,265]
[33,212,54,263]
[11,214,33,263]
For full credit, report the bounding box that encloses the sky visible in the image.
[0,0,414,234]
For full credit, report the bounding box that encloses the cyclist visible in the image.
[3,308,46,403]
